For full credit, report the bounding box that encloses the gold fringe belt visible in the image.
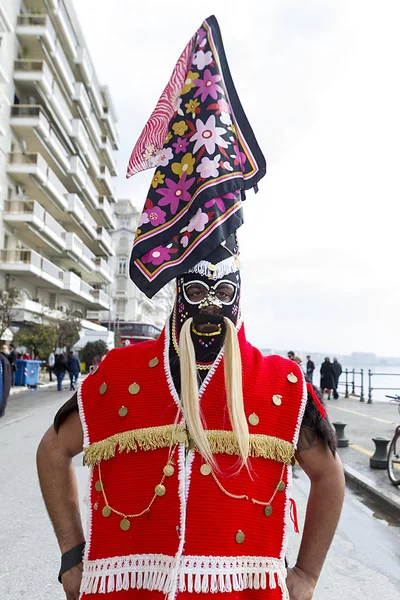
[83,425,294,466]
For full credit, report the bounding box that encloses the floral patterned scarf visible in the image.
[127,15,266,298]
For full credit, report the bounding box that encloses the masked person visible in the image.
[37,15,344,600]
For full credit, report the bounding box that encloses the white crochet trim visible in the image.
[77,380,90,448]
[186,256,239,278]
[80,554,288,595]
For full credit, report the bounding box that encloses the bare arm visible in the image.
[287,428,345,599]
[37,410,84,552]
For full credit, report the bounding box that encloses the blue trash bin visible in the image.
[15,360,42,387]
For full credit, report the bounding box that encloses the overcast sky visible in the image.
[73,0,400,357]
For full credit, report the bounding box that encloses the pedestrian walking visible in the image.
[332,357,343,399]
[36,17,344,600]
[67,351,80,391]
[287,350,295,360]
[54,353,68,392]
[0,352,12,418]
[47,349,55,382]
[320,357,335,400]
[306,355,315,383]
[7,343,17,387]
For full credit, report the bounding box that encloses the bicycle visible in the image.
[386,395,400,485]
[386,394,400,416]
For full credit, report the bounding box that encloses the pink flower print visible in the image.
[180,233,190,248]
[172,137,189,154]
[218,99,231,114]
[144,206,166,227]
[156,172,195,215]
[231,143,246,170]
[205,192,238,212]
[193,69,224,102]
[197,28,207,46]
[142,245,171,266]
[157,147,173,167]
[192,50,213,70]
[138,211,150,227]
[187,208,209,233]
[190,115,228,155]
[196,156,220,179]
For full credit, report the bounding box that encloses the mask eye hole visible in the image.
[214,280,238,305]
[183,282,209,304]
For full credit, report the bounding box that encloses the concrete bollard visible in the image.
[332,422,349,447]
[369,437,391,469]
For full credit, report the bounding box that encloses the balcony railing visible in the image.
[100,136,117,175]
[69,155,87,188]
[4,199,67,245]
[16,14,57,52]
[95,257,113,282]
[14,59,53,96]
[55,3,79,60]
[0,249,64,286]
[52,38,76,96]
[92,289,113,309]
[99,165,114,197]
[63,232,95,266]
[83,175,99,208]
[96,227,115,256]
[102,107,119,149]
[73,82,91,118]
[98,196,116,228]
[86,111,103,147]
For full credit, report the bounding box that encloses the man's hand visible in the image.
[61,563,83,600]
[286,566,316,600]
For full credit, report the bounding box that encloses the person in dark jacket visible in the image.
[306,355,315,383]
[0,353,12,417]
[7,344,17,387]
[332,358,343,399]
[320,357,335,400]
[67,351,81,391]
[54,354,68,392]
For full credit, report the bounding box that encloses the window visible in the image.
[120,216,130,226]
[118,257,127,275]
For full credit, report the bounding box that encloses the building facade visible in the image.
[0,0,117,335]
[92,199,175,331]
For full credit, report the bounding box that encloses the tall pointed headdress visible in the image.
[127,15,266,298]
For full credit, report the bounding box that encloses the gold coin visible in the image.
[287,373,298,384]
[264,505,273,517]
[175,431,188,443]
[102,506,111,517]
[93,502,99,510]
[99,383,107,395]
[95,480,103,492]
[200,463,212,476]
[208,264,216,272]
[120,518,130,531]
[149,357,159,368]
[235,530,245,544]
[272,394,282,406]
[119,406,128,417]
[155,484,166,496]
[163,464,175,477]
[128,383,140,395]
[248,413,259,426]
[277,481,286,492]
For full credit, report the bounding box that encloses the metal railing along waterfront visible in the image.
[337,368,400,404]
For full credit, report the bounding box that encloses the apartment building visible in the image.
[0,0,117,339]
[90,199,175,330]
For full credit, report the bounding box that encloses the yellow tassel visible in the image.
[84,426,294,466]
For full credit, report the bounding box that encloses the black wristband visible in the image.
[58,542,85,583]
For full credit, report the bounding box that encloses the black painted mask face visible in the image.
[172,270,241,362]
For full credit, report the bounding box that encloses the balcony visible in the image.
[0,249,64,289]
[14,59,53,96]
[51,38,76,97]
[98,197,116,229]
[7,153,68,213]
[69,155,87,188]
[95,258,113,284]
[53,2,79,60]
[63,270,94,303]
[82,174,99,209]
[92,289,113,310]
[12,298,64,324]
[102,107,119,150]
[75,46,94,86]
[71,118,90,154]
[73,82,91,119]
[3,200,66,252]
[62,232,95,273]
[65,194,98,243]
[100,136,118,175]
[10,105,70,173]
[16,14,57,54]
[86,110,103,147]
[96,227,115,257]
[99,165,115,198]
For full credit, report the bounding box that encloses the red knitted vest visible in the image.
[78,322,306,600]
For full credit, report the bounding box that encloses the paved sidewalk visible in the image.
[325,394,400,518]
